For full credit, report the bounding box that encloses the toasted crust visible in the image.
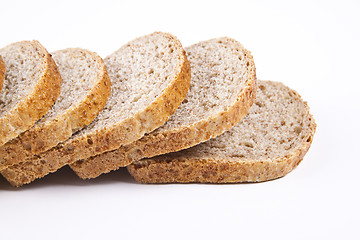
[1,33,191,187]
[0,49,111,170]
[0,55,4,93]
[70,44,257,179]
[0,40,62,147]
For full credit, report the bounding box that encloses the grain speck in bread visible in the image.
[2,32,191,187]
[71,37,257,179]
[0,48,111,170]
[0,55,5,93]
[127,81,316,183]
[0,40,62,147]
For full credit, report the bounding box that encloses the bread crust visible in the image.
[1,33,191,187]
[0,49,111,170]
[0,55,5,93]
[127,84,317,184]
[0,40,62,147]
[70,42,257,179]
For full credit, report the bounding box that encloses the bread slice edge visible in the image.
[127,81,317,183]
[0,48,111,170]
[0,40,62,147]
[1,33,191,187]
[70,45,257,179]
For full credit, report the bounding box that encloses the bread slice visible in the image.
[0,40,62,146]
[70,37,257,179]
[0,55,5,93]
[127,81,316,183]
[0,48,111,170]
[2,32,191,187]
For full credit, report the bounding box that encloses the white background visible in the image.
[0,0,359,239]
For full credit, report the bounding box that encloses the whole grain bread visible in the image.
[2,32,191,187]
[0,40,62,147]
[0,48,111,170]
[0,55,5,93]
[71,37,257,179]
[127,81,316,183]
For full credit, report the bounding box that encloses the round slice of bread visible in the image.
[0,40,62,147]
[0,55,5,93]
[127,80,316,183]
[0,48,111,170]
[70,37,257,179]
[2,32,191,187]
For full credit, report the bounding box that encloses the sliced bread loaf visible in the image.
[2,32,191,186]
[0,48,111,170]
[0,55,5,93]
[127,81,316,183]
[0,40,62,146]
[70,37,257,179]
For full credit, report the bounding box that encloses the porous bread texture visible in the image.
[0,55,5,93]
[80,32,189,133]
[127,81,317,183]
[0,40,62,147]
[0,48,111,170]
[71,37,257,179]
[45,49,111,124]
[2,32,191,187]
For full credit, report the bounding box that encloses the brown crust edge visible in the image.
[1,33,191,187]
[0,40,62,147]
[127,113,316,183]
[0,49,111,170]
[70,42,257,179]
[64,50,111,132]
[0,55,5,93]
